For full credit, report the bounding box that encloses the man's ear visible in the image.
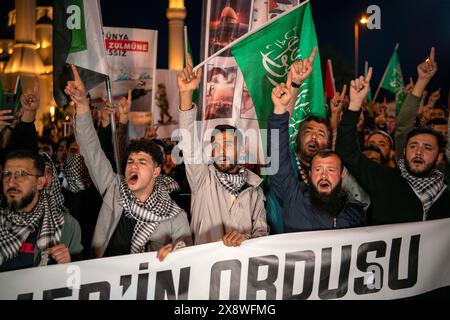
[438,152,444,163]
[153,166,161,179]
[36,175,47,191]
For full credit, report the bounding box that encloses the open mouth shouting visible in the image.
[127,171,139,186]
[411,157,425,166]
[306,141,319,154]
[317,179,332,192]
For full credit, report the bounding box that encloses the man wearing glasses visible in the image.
[0,150,82,272]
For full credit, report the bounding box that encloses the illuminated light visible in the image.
[65,116,70,121]
[0,48,3,54]
[8,48,13,54]
[50,106,55,118]
[360,17,368,24]
[36,42,40,49]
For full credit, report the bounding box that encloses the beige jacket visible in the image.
[179,106,268,245]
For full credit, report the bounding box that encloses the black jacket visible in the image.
[336,109,450,224]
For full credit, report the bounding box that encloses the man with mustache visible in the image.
[268,82,366,231]
[336,63,450,224]
[177,55,268,246]
[265,50,369,234]
[65,65,192,260]
[0,150,82,272]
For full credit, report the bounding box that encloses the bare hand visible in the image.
[428,88,441,105]
[288,47,317,86]
[330,84,347,114]
[221,231,248,247]
[47,243,71,264]
[20,79,40,112]
[177,53,202,93]
[417,47,437,82]
[64,64,89,113]
[271,83,292,115]
[349,67,373,111]
[0,110,15,131]
[405,77,414,94]
[156,243,173,262]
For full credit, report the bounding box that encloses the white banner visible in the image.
[89,26,158,139]
[1,218,450,300]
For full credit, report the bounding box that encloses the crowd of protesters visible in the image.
[0,46,449,274]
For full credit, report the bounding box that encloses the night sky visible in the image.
[99,0,450,106]
[1,0,449,105]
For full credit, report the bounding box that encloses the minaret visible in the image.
[167,0,186,70]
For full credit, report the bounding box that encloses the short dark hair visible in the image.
[432,105,447,114]
[405,127,446,153]
[211,124,243,145]
[66,135,77,149]
[368,130,394,150]
[299,115,331,135]
[38,136,56,150]
[311,149,343,172]
[126,138,164,166]
[426,117,448,127]
[362,145,386,164]
[4,149,46,176]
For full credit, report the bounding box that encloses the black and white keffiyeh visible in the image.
[398,159,446,218]
[62,154,92,193]
[118,175,182,254]
[0,192,64,265]
[215,167,248,197]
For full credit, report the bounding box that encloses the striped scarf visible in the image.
[118,175,182,254]
[0,190,65,265]
[215,167,248,197]
[62,154,92,193]
[398,159,446,219]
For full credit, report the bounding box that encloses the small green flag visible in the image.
[230,1,325,150]
[380,49,405,115]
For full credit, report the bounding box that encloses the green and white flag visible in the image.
[53,0,109,107]
[380,49,405,115]
[197,1,324,150]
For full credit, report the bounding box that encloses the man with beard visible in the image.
[0,150,82,272]
[65,65,192,260]
[177,55,268,246]
[265,50,369,234]
[268,83,366,231]
[336,66,450,224]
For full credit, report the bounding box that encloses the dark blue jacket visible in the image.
[267,112,366,232]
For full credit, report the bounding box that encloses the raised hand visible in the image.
[417,47,437,81]
[178,53,202,111]
[0,110,15,131]
[288,47,317,86]
[405,77,414,94]
[118,89,132,124]
[428,88,441,106]
[20,79,40,112]
[330,84,347,115]
[64,64,89,113]
[271,83,293,115]
[20,78,40,123]
[349,67,373,111]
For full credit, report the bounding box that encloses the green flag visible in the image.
[229,1,325,150]
[380,49,405,115]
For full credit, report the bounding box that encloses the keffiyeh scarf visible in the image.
[398,159,446,218]
[215,167,248,197]
[62,154,92,193]
[0,191,64,265]
[118,175,182,254]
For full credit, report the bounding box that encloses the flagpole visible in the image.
[193,0,310,72]
[184,26,188,59]
[373,43,399,103]
[105,77,122,175]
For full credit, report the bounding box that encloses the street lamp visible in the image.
[355,16,368,77]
